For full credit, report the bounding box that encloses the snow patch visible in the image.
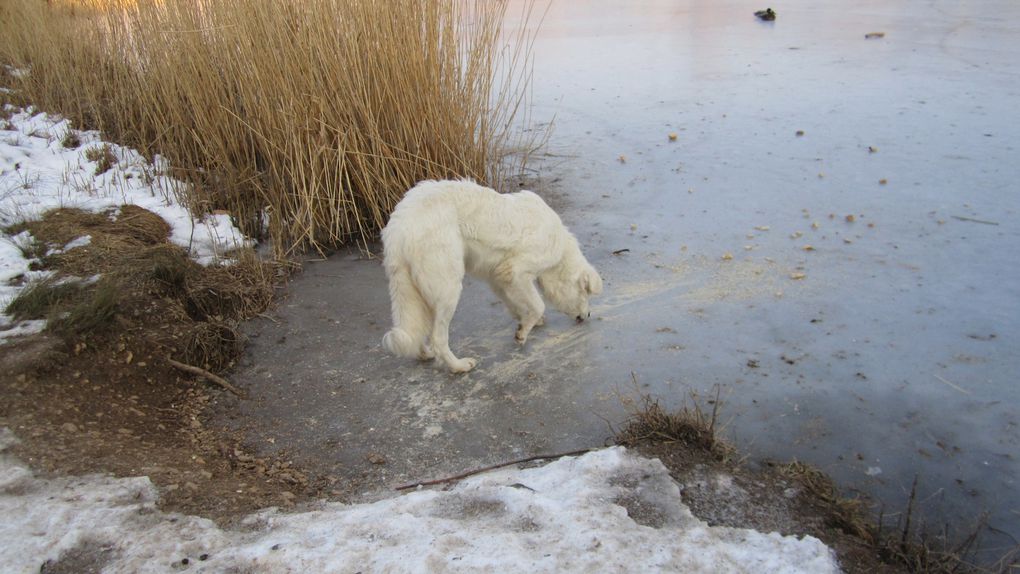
[0,435,838,574]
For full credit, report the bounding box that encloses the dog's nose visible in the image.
[575,315,585,323]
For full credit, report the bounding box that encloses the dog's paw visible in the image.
[449,357,478,374]
[417,346,435,361]
[515,325,529,345]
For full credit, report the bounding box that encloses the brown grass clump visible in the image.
[616,385,735,462]
[15,206,170,277]
[47,277,122,337]
[5,277,86,322]
[0,0,540,255]
[182,251,277,322]
[177,320,244,373]
[779,460,874,542]
[4,206,281,374]
[83,144,117,174]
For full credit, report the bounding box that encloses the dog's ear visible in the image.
[581,266,603,295]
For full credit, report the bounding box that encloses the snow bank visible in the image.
[0,428,838,573]
[1,107,252,330]
[0,109,249,264]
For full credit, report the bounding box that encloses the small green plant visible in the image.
[4,276,84,320]
[48,278,120,336]
[60,130,80,148]
[4,227,48,261]
[84,144,116,174]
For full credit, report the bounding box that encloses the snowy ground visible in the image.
[0,428,837,573]
[0,108,841,571]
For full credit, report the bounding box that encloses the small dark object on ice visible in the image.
[755,8,776,21]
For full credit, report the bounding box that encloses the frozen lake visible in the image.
[517,0,1020,552]
[228,0,1019,558]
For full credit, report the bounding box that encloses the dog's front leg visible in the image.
[509,280,545,345]
[494,261,545,345]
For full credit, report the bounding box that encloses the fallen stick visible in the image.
[167,358,246,398]
[934,373,971,395]
[951,215,999,226]
[395,448,595,491]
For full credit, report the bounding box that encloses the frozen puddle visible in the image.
[0,431,836,573]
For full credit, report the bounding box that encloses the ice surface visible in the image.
[509,0,1020,552]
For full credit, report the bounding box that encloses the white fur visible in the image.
[381,180,603,373]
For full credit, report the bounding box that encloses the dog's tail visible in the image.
[382,264,431,358]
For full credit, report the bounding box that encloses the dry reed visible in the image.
[0,0,539,254]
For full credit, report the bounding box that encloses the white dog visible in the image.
[381,179,603,373]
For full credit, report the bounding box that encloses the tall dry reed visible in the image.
[0,0,540,254]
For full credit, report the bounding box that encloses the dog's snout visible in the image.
[576,315,585,323]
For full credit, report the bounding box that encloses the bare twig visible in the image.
[933,374,971,395]
[951,215,999,226]
[395,448,595,491]
[167,358,246,398]
[902,474,919,551]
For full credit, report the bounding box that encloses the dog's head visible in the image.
[539,261,603,323]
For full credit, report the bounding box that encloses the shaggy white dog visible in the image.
[381,180,603,373]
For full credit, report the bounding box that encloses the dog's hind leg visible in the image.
[383,262,436,361]
[414,256,477,374]
[425,287,477,373]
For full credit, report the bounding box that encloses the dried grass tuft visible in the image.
[84,144,117,174]
[179,320,244,373]
[184,251,278,321]
[48,277,121,336]
[779,460,874,542]
[616,383,734,462]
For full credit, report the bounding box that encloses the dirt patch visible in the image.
[0,350,333,521]
[0,205,328,523]
[39,539,118,574]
